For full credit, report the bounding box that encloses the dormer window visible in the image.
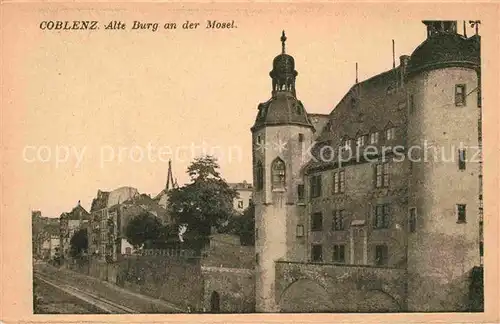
[370,132,379,145]
[342,139,352,151]
[385,127,396,141]
[271,158,286,189]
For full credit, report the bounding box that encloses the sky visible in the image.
[2,3,480,217]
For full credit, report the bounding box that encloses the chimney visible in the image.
[399,55,410,86]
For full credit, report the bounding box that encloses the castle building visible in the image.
[252,22,482,312]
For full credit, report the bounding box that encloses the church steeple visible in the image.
[166,159,174,191]
[270,31,298,97]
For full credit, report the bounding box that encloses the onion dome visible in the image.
[407,21,480,77]
[251,31,314,132]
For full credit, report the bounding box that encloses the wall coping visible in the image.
[276,260,407,271]
[201,266,254,275]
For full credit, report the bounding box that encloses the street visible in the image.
[33,262,187,314]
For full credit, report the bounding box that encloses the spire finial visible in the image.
[281,30,287,54]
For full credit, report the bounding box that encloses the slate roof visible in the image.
[306,65,407,172]
[407,33,480,76]
[251,91,315,132]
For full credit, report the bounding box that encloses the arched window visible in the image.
[256,161,264,191]
[271,158,286,189]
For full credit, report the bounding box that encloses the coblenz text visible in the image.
[40,21,99,30]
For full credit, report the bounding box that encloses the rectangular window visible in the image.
[257,135,261,144]
[375,162,389,188]
[333,245,345,263]
[370,132,379,144]
[409,207,417,233]
[297,184,305,202]
[310,175,322,198]
[375,245,388,266]
[409,94,415,114]
[339,170,345,193]
[332,210,345,231]
[374,204,390,229]
[298,133,304,142]
[311,244,323,262]
[237,200,244,209]
[458,149,466,170]
[455,84,466,106]
[333,170,345,194]
[296,225,304,237]
[256,253,259,265]
[457,204,467,223]
[311,212,323,231]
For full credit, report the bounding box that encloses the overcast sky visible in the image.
[3,4,479,217]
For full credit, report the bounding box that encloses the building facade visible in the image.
[59,202,90,261]
[253,22,482,312]
[229,181,253,213]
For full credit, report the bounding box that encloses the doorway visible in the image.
[210,291,220,313]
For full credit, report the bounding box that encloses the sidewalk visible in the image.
[35,263,187,313]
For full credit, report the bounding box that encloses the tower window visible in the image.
[257,135,261,144]
[296,225,304,237]
[333,170,345,194]
[374,204,390,229]
[375,162,390,188]
[297,184,305,202]
[256,253,259,265]
[332,210,345,231]
[455,84,466,106]
[370,132,379,144]
[375,245,388,266]
[311,244,323,262]
[271,158,286,189]
[458,149,466,170]
[409,94,415,114]
[255,228,258,240]
[256,161,264,191]
[409,207,417,233]
[457,204,467,223]
[333,245,345,263]
[309,175,322,198]
[237,200,244,209]
[298,133,304,142]
[311,212,323,231]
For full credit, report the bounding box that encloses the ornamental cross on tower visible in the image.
[281,30,287,54]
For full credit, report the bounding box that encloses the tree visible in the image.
[228,202,255,246]
[69,228,88,258]
[168,156,239,249]
[125,211,164,249]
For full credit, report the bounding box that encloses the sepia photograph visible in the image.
[1,2,498,321]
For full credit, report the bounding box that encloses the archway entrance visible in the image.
[279,279,334,312]
[210,291,220,313]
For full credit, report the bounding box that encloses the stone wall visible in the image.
[116,255,204,311]
[275,261,407,312]
[201,266,255,313]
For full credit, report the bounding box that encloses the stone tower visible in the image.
[251,31,315,313]
[405,20,482,311]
